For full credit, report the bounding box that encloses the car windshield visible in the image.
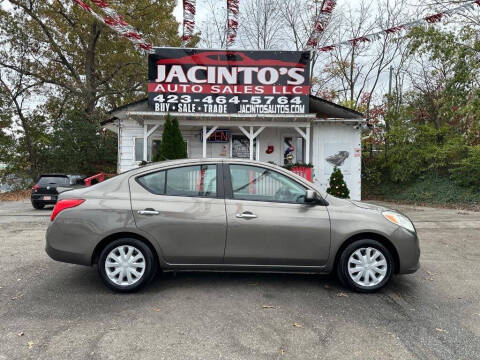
[38,176,70,186]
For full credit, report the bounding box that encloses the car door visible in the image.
[223,163,331,266]
[129,163,227,265]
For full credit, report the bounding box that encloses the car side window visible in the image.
[137,165,217,198]
[166,165,217,197]
[137,171,166,195]
[229,165,306,204]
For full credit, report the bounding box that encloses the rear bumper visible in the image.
[31,194,58,204]
[45,242,90,266]
[45,224,91,266]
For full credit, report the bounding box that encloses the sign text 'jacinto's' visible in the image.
[147,49,311,115]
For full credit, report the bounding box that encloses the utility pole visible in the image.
[388,65,394,96]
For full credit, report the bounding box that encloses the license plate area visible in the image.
[43,196,52,201]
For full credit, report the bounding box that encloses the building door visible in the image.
[223,163,331,266]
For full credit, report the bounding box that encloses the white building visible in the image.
[102,95,365,200]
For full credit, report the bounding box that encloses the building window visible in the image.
[232,135,256,159]
[134,138,162,162]
[283,136,305,165]
[134,138,144,162]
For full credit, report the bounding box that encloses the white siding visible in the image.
[119,119,145,173]
[312,122,362,200]
[118,120,362,201]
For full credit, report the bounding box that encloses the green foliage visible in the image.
[153,115,187,162]
[406,26,480,132]
[0,0,183,115]
[46,110,117,174]
[367,176,480,206]
[384,122,467,183]
[450,146,480,189]
[362,27,480,206]
[326,167,350,199]
[0,110,117,184]
[0,112,51,182]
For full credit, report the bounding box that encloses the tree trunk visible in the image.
[84,21,102,117]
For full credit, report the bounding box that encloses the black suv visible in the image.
[31,174,85,209]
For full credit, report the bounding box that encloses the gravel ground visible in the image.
[0,200,479,360]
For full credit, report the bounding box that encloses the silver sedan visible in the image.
[46,159,420,293]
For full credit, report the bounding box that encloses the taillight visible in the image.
[32,184,40,192]
[51,199,85,222]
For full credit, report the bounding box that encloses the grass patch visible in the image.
[363,175,480,207]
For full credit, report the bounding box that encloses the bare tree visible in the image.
[278,0,338,84]
[197,0,228,49]
[316,0,411,113]
[425,0,480,28]
[238,0,284,50]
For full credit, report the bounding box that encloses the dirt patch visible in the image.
[0,189,30,201]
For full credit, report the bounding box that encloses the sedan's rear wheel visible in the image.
[98,238,157,292]
[337,239,394,293]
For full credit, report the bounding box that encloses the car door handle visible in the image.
[137,209,160,216]
[236,211,257,219]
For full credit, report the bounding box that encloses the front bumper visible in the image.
[393,227,421,274]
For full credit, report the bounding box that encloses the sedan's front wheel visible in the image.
[98,238,157,292]
[337,239,394,293]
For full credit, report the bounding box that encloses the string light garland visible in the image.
[73,0,152,51]
[181,0,196,46]
[316,0,480,53]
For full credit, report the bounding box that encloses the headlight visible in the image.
[382,211,415,232]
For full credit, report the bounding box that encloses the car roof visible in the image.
[125,158,316,189]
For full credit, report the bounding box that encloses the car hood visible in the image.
[349,200,389,213]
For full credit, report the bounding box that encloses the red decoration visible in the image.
[306,0,337,50]
[349,36,370,46]
[91,0,109,8]
[72,0,152,52]
[266,145,274,154]
[314,0,480,53]
[74,0,91,12]
[290,166,313,182]
[182,0,196,46]
[227,0,240,47]
[425,13,443,23]
[385,25,404,34]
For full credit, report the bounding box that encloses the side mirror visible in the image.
[305,190,316,203]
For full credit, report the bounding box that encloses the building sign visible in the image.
[148,48,310,115]
[200,129,230,143]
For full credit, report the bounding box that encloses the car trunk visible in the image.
[35,176,70,199]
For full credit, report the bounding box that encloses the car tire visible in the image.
[336,239,394,293]
[98,238,158,293]
[32,202,45,209]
